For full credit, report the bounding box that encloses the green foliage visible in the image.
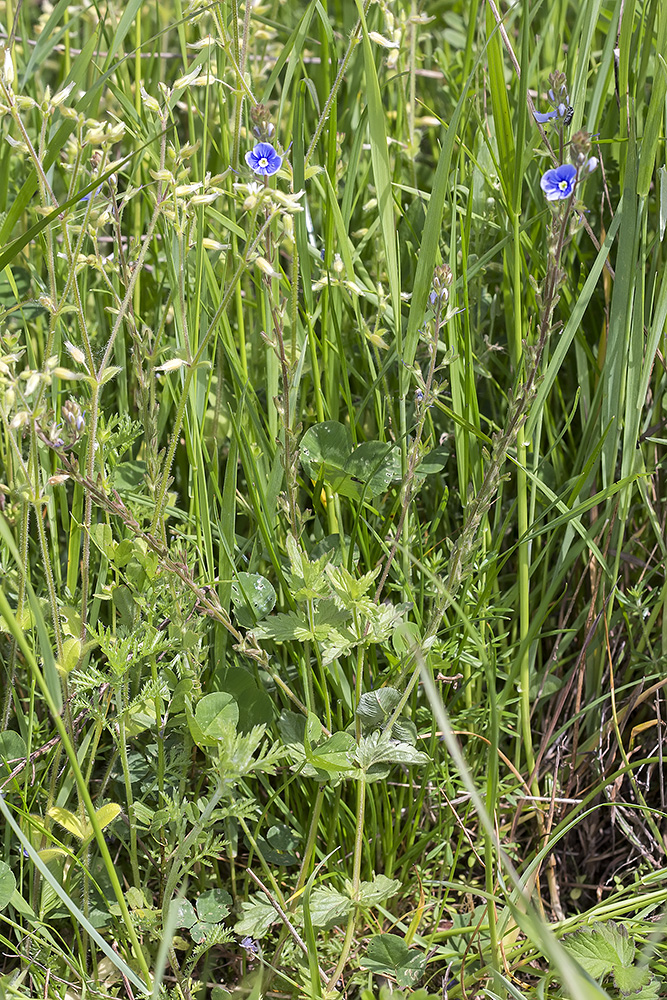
[0,0,666,996]
[0,861,16,910]
[362,933,428,988]
[562,923,664,999]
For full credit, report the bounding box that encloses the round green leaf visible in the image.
[231,573,276,627]
[300,421,353,481]
[0,731,26,770]
[196,888,232,924]
[0,861,16,910]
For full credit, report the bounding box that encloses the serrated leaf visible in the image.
[356,731,430,773]
[613,963,650,994]
[362,933,427,988]
[254,610,311,642]
[196,888,232,924]
[563,922,635,983]
[307,731,356,774]
[235,897,277,938]
[356,688,401,727]
[309,886,352,927]
[356,874,401,907]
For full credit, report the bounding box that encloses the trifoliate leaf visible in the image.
[362,933,427,988]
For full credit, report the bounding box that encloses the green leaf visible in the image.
[563,922,637,985]
[0,861,16,910]
[354,0,401,344]
[231,573,277,627]
[196,889,232,924]
[356,874,401,908]
[0,731,26,770]
[216,666,274,731]
[356,688,401,728]
[485,4,515,203]
[169,898,197,929]
[391,622,421,656]
[356,731,430,775]
[254,610,312,642]
[89,523,114,556]
[235,896,277,938]
[112,460,147,492]
[112,586,135,629]
[309,886,352,927]
[187,692,239,748]
[279,710,306,747]
[345,442,402,496]
[300,421,353,481]
[362,933,427,988]
[255,824,300,866]
[190,920,215,944]
[418,445,449,475]
[307,731,356,775]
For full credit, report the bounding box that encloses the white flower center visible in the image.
[259,157,269,167]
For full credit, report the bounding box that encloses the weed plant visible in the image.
[0,0,666,997]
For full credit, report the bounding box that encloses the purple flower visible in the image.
[540,164,577,201]
[245,142,282,176]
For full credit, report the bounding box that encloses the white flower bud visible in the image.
[1,46,15,87]
[65,341,86,365]
[140,86,162,115]
[254,256,280,279]
[51,81,75,107]
[156,357,188,373]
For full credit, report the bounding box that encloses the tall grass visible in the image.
[0,0,666,997]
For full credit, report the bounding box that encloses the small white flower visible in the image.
[140,86,161,115]
[51,81,75,107]
[254,256,281,279]
[65,341,86,365]
[1,46,15,87]
[156,357,188,373]
[369,31,399,49]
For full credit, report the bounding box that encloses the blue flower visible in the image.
[540,164,577,201]
[534,102,573,126]
[534,109,559,124]
[245,142,282,176]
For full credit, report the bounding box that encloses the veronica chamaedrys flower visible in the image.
[245,142,282,176]
[540,164,577,201]
[534,103,573,126]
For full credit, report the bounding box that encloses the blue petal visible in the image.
[534,110,558,123]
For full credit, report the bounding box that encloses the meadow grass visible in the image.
[0,0,666,997]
